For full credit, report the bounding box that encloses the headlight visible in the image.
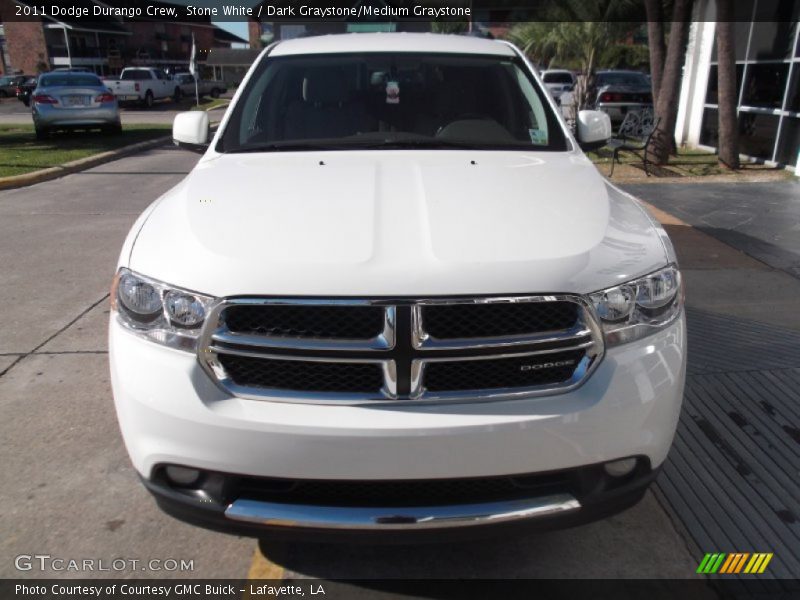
[111,268,215,351]
[589,265,683,346]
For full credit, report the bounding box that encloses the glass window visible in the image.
[738,111,780,160]
[705,64,744,105]
[543,72,574,84]
[38,74,102,87]
[220,52,568,153]
[594,71,649,88]
[700,107,719,147]
[742,62,789,108]
[749,21,798,61]
[775,117,800,166]
[787,66,800,113]
[121,70,151,81]
[749,0,800,60]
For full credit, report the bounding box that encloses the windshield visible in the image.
[543,72,573,84]
[596,72,649,87]
[220,52,569,153]
[121,70,151,81]
[39,74,103,87]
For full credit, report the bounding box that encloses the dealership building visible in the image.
[676,0,800,168]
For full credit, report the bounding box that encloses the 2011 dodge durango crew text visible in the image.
[109,34,686,540]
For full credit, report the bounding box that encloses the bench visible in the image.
[607,109,660,177]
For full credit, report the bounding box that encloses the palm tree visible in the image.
[715,0,740,169]
[647,0,694,165]
[431,22,469,35]
[506,21,634,110]
[644,0,666,110]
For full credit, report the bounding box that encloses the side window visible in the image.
[154,70,167,80]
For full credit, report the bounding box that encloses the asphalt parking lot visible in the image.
[0,145,797,587]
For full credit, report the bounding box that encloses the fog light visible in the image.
[165,466,201,487]
[604,458,637,478]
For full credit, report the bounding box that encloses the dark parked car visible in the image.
[592,70,653,126]
[16,77,37,107]
[0,74,29,98]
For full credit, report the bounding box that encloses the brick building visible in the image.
[0,0,246,76]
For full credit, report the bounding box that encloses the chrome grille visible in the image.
[198,296,604,405]
[421,349,588,393]
[224,303,386,340]
[419,301,579,341]
[218,354,385,394]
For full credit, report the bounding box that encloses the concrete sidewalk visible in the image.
[625,181,800,281]
[628,183,800,584]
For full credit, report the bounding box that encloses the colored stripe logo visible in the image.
[697,553,773,574]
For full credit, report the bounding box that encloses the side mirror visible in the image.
[576,110,612,151]
[173,111,210,153]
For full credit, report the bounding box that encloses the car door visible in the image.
[153,69,171,98]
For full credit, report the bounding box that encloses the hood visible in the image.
[128,150,668,297]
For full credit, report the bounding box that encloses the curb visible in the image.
[0,135,171,191]
[0,104,228,192]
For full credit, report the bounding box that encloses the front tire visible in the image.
[173,87,182,102]
[142,91,154,109]
[210,88,220,99]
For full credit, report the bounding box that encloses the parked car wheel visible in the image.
[210,88,220,99]
[143,91,154,109]
[103,123,123,135]
[0,90,7,98]
[173,87,182,102]
[34,126,49,140]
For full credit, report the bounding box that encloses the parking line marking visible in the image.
[247,547,284,580]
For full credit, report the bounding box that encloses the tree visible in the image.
[644,0,666,110]
[506,20,636,110]
[646,0,694,165]
[431,21,469,35]
[715,1,740,169]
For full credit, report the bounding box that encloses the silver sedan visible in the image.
[31,72,121,139]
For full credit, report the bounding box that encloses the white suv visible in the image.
[110,34,685,541]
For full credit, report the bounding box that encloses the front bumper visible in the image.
[110,313,685,535]
[143,461,659,542]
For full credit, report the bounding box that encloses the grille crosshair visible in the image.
[199,296,604,404]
